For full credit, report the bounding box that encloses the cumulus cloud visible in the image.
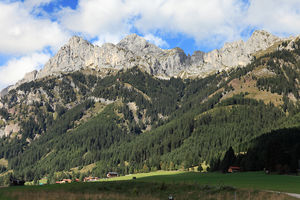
[2,0,300,90]
[246,0,300,36]
[59,0,133,43]
[57,0,300,47]
[0,53,50,90]
[93,33,127,46]
[132,0,246,44]
[59,0,247,46]
[144,34,169,48]
[2,0,300,56]
[0,1,69,55]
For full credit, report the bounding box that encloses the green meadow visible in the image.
[0,171,299,200]
[106,171,300,194]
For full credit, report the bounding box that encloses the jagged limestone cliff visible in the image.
[9,30,294,89]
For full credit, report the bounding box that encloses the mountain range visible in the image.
[1,30,300,182]
[6,30,295,90]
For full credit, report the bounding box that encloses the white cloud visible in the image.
[57,0,300,48]
[144,34,169,48]
[93,33,126,46]
[246,0,300,36]
[132,0,250,46]
[59,0,133,43]
[2,0,300,57]
[58,0,247,47]
[0,53,50,90]
[0,1,69,55]
[132,0,245,42]
[2,0,300,90]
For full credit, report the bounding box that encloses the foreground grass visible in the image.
[102,171,300,194]
[0,171,299,200]
[0,181,296,200]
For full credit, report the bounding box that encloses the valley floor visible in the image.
[1,171,300,200]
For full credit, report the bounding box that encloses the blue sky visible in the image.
[0,0,300,90]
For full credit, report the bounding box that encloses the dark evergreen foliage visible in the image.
[2,41,300,182]
[237,127,300,173]
[220,147,235,173]
[0,108,9,120]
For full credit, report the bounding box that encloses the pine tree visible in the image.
[220,147,235,173]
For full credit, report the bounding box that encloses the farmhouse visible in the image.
[228,166,240,173]
[56,179,73,184]
[107,172,118,178]
[63,179,72,183]
[55,181,63,184]
[84,176,100,182]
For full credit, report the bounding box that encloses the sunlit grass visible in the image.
[1,171,300,200]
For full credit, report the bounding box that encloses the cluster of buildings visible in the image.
[106,172,118,178]
[55,178,79,184]
[83,177,100,182]
[55,172,118,184]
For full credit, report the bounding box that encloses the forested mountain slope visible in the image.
[1,35,300,183]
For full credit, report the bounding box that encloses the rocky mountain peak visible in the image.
[245,30,280,53]
[199,30,282,76]
[6,30,289,93]
[250,30,277,39]
[118,33,142,43]
[117,34,164,57]
[68,36,93,49]
[35,36,95,79]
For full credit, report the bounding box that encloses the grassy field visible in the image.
[0,171,299,200]
[111,171,300,194]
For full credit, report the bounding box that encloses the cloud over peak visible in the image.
[1,0,300,90]
[0,1,69,55]
[0,52,50,89]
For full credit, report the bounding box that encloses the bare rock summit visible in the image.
[8,30,290,92]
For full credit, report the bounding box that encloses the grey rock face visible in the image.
[117,34,190,76]
[14,70,38,87]
[201,30,281,73]
[158,47,189,76]
[13,30,287,89]
[3,123,20,137]
[190,51,205,66]
[94,43,137,70]
[245,30,280,53]
[37,36,95,79]
[117,34,164,57]
[0,86,11,98]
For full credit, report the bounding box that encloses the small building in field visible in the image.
[84,177,100,182]
[62,179,72,183]
[228,166,240,173]
[56,180,66,184]
[56,179,72,184]
[107,172,118,178]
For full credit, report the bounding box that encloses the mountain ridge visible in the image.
[5,30,296,94]
[1,36,300,181]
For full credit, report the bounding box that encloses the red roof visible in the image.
[229,166,240,169]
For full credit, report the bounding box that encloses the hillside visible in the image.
[1,32,300,183]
